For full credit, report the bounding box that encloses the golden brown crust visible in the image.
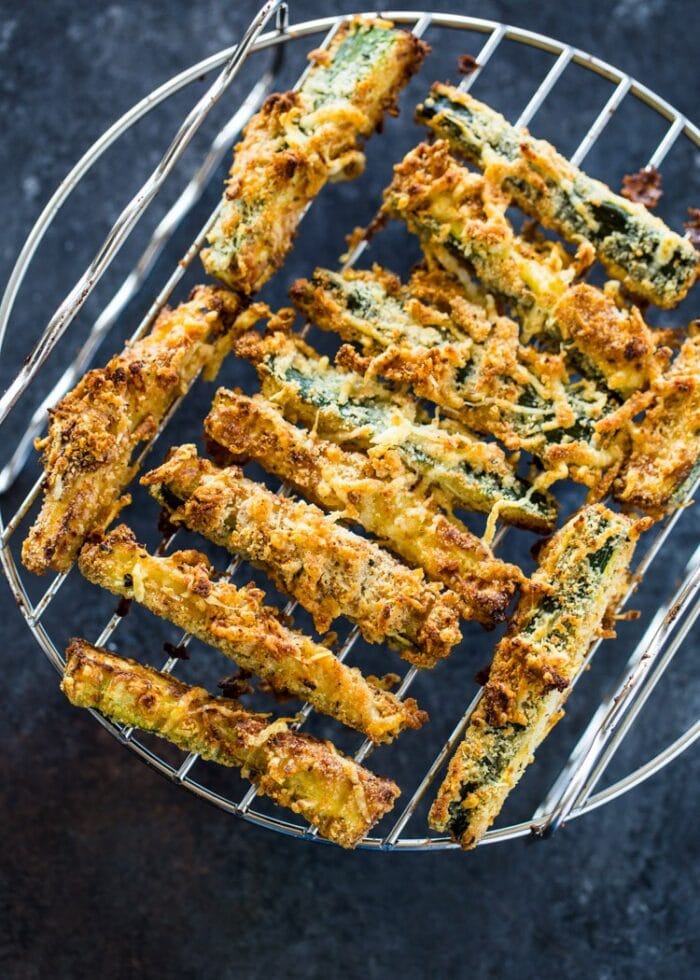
[382,140,667,398]
[62,640,400,848]
[429,505,645,849]
[77,525,426,742]
[201,19,427,293]
[142,444,461,665]
[419,85,698,307]
[205,389,523,629]
[553,283,670,395]
[615,327,700,515]
[290,262,627,490]
[236,319,558,533]
[21,286,247,576]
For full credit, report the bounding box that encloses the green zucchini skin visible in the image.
[429,504,644,849]
[201,18,427,295]
[205,388,525,629]
[288,263,626,491]
[417,85,698,309]
[238,327,558,533]
[382,140,666,402]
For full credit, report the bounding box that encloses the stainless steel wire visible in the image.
[1,6,698,851]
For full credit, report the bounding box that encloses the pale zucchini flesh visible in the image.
[62,641,401,848]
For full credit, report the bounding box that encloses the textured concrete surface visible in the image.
[1,2,699,978]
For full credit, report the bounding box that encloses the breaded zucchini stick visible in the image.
[78,526,426,742]
[237,323,557,532]
[429,504,646,849]
[615,325,700,515]
[287,264,625,491]
[205,390,523,628]
[62,641,400,848]
[22,286,247,576]
[417,85,698,308]
[201,17,428,293]
[382,140,667,397]
[143,445,461,667]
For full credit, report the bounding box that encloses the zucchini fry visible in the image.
[417,85,698,308]
[615,326,700,515]
[78,526,426,742]
[22,287,247,576]
[288,263,625,491]
[201,17,428,293]
[205,390,523,628]
[143,444,462,666]
[62,641,400,848]
[429,504,646,849]
[238,321,558,532]
[382,140,667,397]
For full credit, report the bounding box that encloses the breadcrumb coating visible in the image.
[382,140,669,398]
[205,389,523,630]
[143,444,462,666]
[236,320,558,532]
[22,286,247,575]
[429,504,646,848]
[417,84,698,307]
[615,325,700,515]
[201,17,427,293]
[62,641,400,848]
[78,525,426,742]
[290,261,628,491]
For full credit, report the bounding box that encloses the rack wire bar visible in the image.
[457,23,507,93]
[647,114,686,169]
[515,45,573,128]
[2,7,699,851]
[573,591,700,809]
[0,71,277,494]
[0,0,285,429]
[531,486,700,823]
[534,543,700,835]
[570,77,632,168]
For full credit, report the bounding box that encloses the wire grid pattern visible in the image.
[1,6,699,850]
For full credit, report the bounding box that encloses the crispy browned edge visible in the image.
[21,286,249,575]
[62,639,400,848]
[77,524,427,742]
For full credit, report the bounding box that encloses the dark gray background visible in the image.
[1,2,698,978]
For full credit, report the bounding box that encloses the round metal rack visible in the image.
[1,2,698,849]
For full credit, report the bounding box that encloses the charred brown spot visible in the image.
[262,90,299,115]
[163,641,189,661]
[624,337,646,361]
[218,669,253,699]
[541,668,569,693]
[116,596,132,617]
[456,53,479,76]
[621,166,663,208]
[684,208,700,249]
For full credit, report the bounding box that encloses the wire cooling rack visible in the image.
[1,2,699,849]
